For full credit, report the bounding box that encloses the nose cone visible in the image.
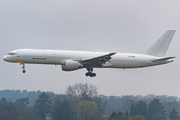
[3,55,7,61]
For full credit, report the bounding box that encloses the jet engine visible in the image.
[62,60,83,71]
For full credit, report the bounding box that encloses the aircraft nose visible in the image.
[3,55,7,61]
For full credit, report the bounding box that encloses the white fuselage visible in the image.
[3,30,175,77]
[3,49,173,69]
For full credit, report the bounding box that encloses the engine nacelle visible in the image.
[62,60,83,71]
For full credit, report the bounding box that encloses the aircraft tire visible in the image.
[22,70,26,73]
[89,73,93,77]
[85,72,89,76]
[92,73,96,77]
[85,72,96,77]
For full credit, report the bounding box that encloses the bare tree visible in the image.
[65,83,98,100]
[65,83,98,117]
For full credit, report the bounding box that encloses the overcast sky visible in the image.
[1,0,180,97]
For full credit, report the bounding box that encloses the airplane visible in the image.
[3,30,176,77]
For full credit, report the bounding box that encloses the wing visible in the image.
[80,52,116,68]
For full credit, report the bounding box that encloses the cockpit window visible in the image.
[7,53,17,55]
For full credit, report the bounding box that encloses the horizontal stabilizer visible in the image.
[143,30,176,57]
[151,57,175,62]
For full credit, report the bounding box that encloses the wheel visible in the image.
[92,73,96,77]
[85,72,89,76]
[85,72,96,77]
[22,70,26,73]
[89,73,93,77]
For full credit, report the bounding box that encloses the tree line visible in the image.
[1,83,180,120]
[0,83,104,120]
[109,99,179,120]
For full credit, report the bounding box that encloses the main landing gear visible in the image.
[21,63,26,73]
[85,66,96,77]
[85,72,96,77]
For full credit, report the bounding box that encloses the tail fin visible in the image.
[143,30,176,57]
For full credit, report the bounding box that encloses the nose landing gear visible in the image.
[22,70,26,73]
[21,63,26,73]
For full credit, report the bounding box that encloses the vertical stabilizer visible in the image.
[143,30,176,57]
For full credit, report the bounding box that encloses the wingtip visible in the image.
[109,52,116,55]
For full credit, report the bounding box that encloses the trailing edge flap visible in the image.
[80,52,116,65]
[151,57,175,62]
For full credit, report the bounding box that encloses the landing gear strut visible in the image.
[85,66,96,77]
[21,63,26,73]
